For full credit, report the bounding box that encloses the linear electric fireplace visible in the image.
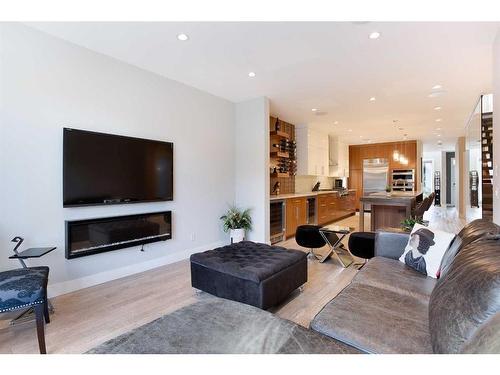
[65,211,172,259]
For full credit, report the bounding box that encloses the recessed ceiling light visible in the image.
[369,97,376,102]
[432,84,442,90]
[437,134,441,137]
[428,92,444,98]
[177,33,189,41]
[434,106,442,110]
[248,72,256,78]
[311,108,318,112]
[369,32,380,39]
[333,121,339,125]
[435,118,442,122]
[348,129,353,132]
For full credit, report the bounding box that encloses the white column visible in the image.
[234,97,270,243]
[455,137,466,219]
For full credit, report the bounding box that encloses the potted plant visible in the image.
[385,185,392,196]
[220,205,252,243]
[401,217,425,232]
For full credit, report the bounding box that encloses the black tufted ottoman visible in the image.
[190,241,307,309]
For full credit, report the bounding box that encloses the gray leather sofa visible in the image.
[310,219,500,354]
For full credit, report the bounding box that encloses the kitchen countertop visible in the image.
[270,189,356,201]
[361,191,423,201]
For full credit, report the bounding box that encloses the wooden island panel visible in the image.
[359,191,423,231]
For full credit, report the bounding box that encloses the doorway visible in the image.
[423,160,434,195]
[446,152,456,206]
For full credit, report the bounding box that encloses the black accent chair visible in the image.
[0,267,50,354]
[295,225,326,258]
[348,231,376,260]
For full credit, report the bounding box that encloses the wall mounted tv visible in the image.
[63,128,173,207]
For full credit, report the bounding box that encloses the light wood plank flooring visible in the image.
[0,206,465,354]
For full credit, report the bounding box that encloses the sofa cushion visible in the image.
[88,295,361,354]
[190,241,306,283]
[429,235,500,353]
[439,219,500,279]
[310,283,433,353]
[353,257,436,299]
[459,312,500,354]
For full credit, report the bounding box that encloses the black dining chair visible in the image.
[0,267,50,354]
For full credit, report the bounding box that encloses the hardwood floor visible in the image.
[0,206,466,354]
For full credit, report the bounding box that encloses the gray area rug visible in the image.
[88,295,359,354]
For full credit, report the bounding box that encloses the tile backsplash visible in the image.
[295,175,343,193]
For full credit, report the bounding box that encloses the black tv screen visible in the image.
[63,128,173,207]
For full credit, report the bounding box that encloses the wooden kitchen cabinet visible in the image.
[348,140,420,210]
[285,197,307,238]
[349,169,363,210]
[317,194,329,225]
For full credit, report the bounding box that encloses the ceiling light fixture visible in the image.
[311,108,318,112]
[248,72,256,78]
[333,121,339,125]
[369,97,376,102]
[434,106,442,110]
[436,127,442,131]
[432,84,442,90]
[177,33,189,41]
[348,129,353,132]
[435,118,442,122]
[369,32,380,39]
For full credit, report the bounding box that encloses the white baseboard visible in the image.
[47,240,226,298]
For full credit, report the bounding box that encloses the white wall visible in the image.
[234,97,270,243]
[0,24,236,296]
[493,30,500,224]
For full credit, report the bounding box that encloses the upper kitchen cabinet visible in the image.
[328,135,349,177]
[296,127,329,176]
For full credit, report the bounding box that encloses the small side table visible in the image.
[8,237,56,325]
[318,225,354,267]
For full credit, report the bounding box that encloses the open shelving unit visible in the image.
[270,117,296,194]
[481,111,493,220]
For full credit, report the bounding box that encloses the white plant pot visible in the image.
[230,228,245,244]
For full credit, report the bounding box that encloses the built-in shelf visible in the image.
[271,172,290,178]
[270,130,290,139]
[270,151,289,158]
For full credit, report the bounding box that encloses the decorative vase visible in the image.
[230,228,245,243]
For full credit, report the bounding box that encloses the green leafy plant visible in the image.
[401,217,425,232]
[220,205,252,233]
[385,185,392,193]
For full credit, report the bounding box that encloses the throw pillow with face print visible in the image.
[399,223,455,278]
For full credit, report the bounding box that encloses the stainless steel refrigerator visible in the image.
[363,158,389,210]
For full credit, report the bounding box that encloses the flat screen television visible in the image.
[63,128,173,207]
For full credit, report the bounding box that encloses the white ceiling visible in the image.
[27,22,499,149]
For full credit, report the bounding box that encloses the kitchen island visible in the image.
[359,191,423,232]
